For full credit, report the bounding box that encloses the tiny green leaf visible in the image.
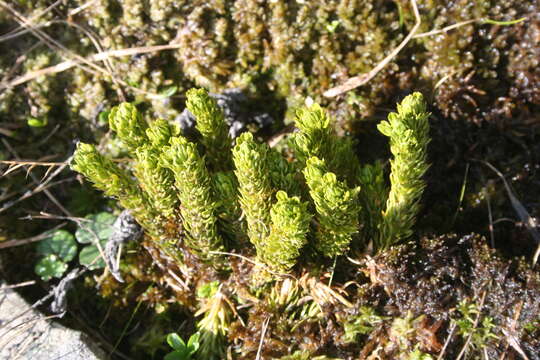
[98,110,110,125]
[186,332,200,354]
[27,117,47,127]
[197,281,219,299]
[36,230,77,262]
[159,85,178,98]
[127,80,140,88]
[78,244,106,270]
[35,254,67,281]
[482,17,526,26]
[325,20,340,33]
[167,333,186,351]
[75,212,116,244]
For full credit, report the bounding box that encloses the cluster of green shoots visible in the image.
[71,88,430,358]
[72,88,430,271]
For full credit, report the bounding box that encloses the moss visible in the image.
[360,233,540,358]
[1,0,538,133]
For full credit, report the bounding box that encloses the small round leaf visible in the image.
[186,333,200,354]
[35,254,67,281]
[36,230,77,262]
[98,110,110,125]
[79,245,106,270]
[75,212,116,245]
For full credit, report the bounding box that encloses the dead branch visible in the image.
[324,4,527,98]
[1,138,72,216]
[0,222,67,249]
[323,0,421,97]
[0,42,183,94]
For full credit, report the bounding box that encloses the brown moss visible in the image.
[359,234,540,359]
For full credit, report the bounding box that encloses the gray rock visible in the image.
[175,88,275,139]
[0,284,106,360]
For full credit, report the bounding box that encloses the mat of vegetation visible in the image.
[0,1,539,359]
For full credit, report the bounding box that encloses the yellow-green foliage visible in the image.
[146,118,179,148]
[71,88,430,271]
[267,148,302,197]
[109,103,148,153]
[71,89,431,358]
[71,143,155,227]
[357,162,388,242]
[187,88,232,171]
[161,136,224,260]
[292,103,333,165]
[304,157,361,257]
[291,103,360,186]
[212,171,243,238]
[232,132,273,250]
[377,93,431,249]
[133,146,177,218]
[263,191,311,272]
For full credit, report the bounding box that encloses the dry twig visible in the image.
[0,222,67,249]
[324,2,526,98]
[1,160,66,177]
[1,139,72,216]
[0,43,183,95]
[436,322,457,360]
[455,289,489,360]
[323,0,421,97]
[255,316,271,360]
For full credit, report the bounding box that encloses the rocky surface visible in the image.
[0,284,105,360]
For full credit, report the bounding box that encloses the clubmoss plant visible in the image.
[133,146,177,218]
[187,88,232,171]
[357,162,388,243]
[70,89,431,357]
[263,191,311,272]
[72,88,430,266]
[291,102,360,186]
[304,156,361,257]
[146,118,179,148]
[212,171,243,239]
[377,93,431,249]
[71,143,156,228]
[108,102,148,153]
[232,132,273,250]
[292,103,333,165]
[267,148,302,197]
[160,136,224,261]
